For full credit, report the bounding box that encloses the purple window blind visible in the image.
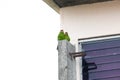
[81,37,120,80]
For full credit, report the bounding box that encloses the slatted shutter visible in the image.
[80,37,120,80]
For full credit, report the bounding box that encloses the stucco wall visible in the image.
[58,40,76,80]
[60,0,120,44]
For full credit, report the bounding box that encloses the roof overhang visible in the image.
[43,0,60,13]
[43,0,113,13]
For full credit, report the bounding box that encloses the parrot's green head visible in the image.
[60,30,64,33]
[65,32,68,35]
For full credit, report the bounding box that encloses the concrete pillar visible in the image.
[58,40,76,80]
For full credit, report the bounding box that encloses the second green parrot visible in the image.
[65,32,70,41]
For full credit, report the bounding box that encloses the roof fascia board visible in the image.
[43,0,60,13]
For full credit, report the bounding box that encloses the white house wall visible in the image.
[60,0,120,44]
[60,1,120,80]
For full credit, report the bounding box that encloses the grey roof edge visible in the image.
[43,0,60,13]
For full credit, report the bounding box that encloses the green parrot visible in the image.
[65,32,70,41]
[58,30,65,41]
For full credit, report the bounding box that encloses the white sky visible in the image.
[0,0,60,80]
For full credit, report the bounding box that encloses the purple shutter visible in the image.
[80,37,120,80]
